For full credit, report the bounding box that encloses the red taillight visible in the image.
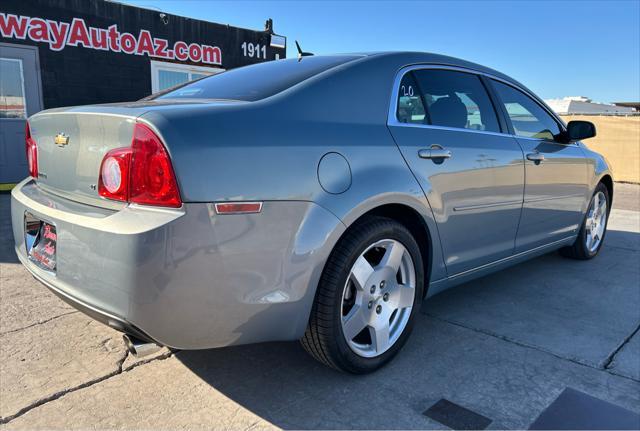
[25,122,38,178]
[129,124,181,208]
[98,123,182,208]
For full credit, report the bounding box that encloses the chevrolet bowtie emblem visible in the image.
[54,133,69,147]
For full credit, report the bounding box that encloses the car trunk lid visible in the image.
[27,100,216,208]
[29,108,139,208]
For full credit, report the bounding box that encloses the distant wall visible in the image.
[561,115,640,183]
[548,99,634,115]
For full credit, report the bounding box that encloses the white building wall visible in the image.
[544,97,634,115]
[545,98,572,114]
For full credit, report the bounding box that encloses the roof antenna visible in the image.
[295,40,313,61]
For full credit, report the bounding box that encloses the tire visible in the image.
[301,216,424,374]
[560,182,610,260]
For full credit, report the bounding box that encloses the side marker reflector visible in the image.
[214,202,263,215]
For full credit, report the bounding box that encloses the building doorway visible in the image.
[0,43,43,185]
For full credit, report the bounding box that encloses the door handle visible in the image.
[526,152,545,164]
[418,145,452,160]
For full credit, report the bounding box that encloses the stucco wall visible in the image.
[561,115,640,183]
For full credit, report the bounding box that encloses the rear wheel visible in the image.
[560,183,610,259]
[301,216,424,373]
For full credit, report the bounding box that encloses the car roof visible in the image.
[323,51,528,91]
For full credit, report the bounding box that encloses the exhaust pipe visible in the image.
[123,334,162,358]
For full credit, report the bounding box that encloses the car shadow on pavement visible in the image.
[173,228,640,429]
[605,229,640,251]
[174,343,370,429]
[0,239,19,264]
[0,193,19,264]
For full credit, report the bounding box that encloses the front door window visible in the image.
[491,80,561,140]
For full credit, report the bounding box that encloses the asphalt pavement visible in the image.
[1,183,638,429]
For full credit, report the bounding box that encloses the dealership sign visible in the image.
[0,13,222,65]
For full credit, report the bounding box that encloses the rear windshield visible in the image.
[155,55,360,102]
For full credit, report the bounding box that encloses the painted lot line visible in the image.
[0,184,638,429]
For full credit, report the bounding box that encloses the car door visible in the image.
[388,67,525,276]
[489,79,589,252]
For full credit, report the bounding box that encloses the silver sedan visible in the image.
[11,52,612,373]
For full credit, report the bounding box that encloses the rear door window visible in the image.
[491,80,561,140]
[399,69,500,133]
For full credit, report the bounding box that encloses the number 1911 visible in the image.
[242,42,267,59]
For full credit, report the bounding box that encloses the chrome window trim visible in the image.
[388,121,510,138]
[515,135,576,146]
[387,64,568,141]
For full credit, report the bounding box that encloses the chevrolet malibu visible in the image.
[11,52,611,373]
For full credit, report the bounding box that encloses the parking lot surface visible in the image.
[1,184,639,429]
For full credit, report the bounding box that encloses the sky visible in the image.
[121,0,640,103]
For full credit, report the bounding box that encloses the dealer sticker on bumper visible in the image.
[25,213,57,272]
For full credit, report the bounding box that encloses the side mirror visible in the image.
[566,120,596,141]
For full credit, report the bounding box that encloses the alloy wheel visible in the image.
[340,239,416,358]
[585,190,607,253]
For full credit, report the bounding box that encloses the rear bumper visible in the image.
[11,179,345,349]
[17,251,157,343]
